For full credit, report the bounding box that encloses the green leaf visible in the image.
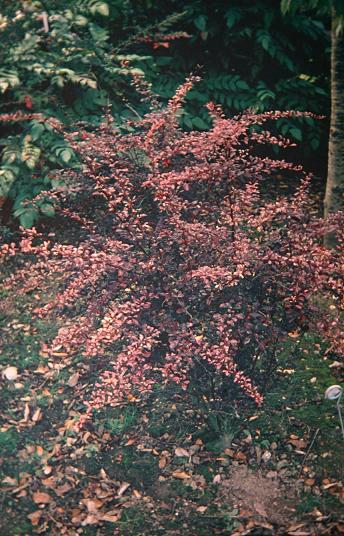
[310,137,320,150]
[18,209,38,229]
[257,89,275,102]
[40,203,56,217]
[290,127,302,141]
[225,8,242,29]
[74,14,89,26]
[281,0,293,16]
[61,149,73,164]
[0,69,20,93]
[182,116,193,129]
[156,57,173,66]
[236,80,250,90]
[90,1,109,16]
[256,30,272,52]
[30,122,45,142]
[51,178,63,188]
[194,15,207,32]
[192,117,208,130]
[89,22,109,43]
[0,168,16,196]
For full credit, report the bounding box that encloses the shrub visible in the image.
[135,0,329,154]
[0,1,184,226]
[2,78,343,425]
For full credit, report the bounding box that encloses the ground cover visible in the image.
[0,261,343,535]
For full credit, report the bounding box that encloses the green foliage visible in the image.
[97,406,138,435]
[0,0,153,226]
[1,120,75,226]
[0,428,20,456]
[281,0,344,33]
[138,0,329,155]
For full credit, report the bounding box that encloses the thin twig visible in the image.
[124,103,143,120]
[297,427,320,479]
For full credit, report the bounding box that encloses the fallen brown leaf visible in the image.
[172,470,191,480]
[34,365,50,374]
[288,331,301,339]
[287,523,311,536]
[71,508,83,524]
[68,372,79,387]
[23,403,30,422]
[32,491,53,504]
[174,447,189,458]
[2,366,18,381]
[159,456,168,469]
[262,450,271,463]
[329,360,343,369]
[27,510,43,526]
[289,438,307,449]
[85,498,103,512]
[55,482,72,496]
[117,482,130,496]
[323,481,341,490]
[287,531,311,536]
[31,408,42,422]
[234,451,247,461]
[41,476,56,488]
[101,509,122,522]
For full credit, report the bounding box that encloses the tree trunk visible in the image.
[324,11,344,244]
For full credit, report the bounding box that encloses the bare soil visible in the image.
[222,465,296,526]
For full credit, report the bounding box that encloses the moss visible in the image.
[96,405,139,435]
[297,491,343,516]
[0,428,20,456]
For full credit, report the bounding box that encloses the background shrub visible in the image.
[135,0,329,159]
[0,0,180,226]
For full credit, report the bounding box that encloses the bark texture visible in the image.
[324,14,344,221]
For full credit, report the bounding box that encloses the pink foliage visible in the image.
[2,78,344,422]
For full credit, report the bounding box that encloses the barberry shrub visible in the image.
[2,77,344,423]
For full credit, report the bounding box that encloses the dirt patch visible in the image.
[220,465,296,526]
